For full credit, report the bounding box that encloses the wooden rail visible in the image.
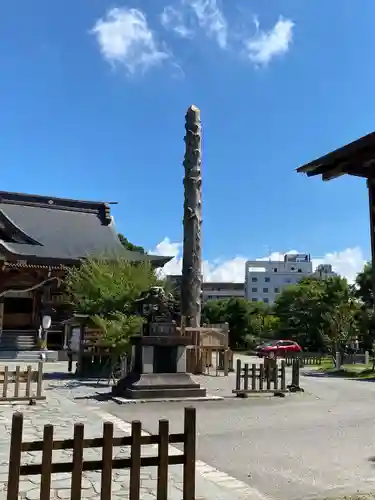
[0,362,44,402]
[7,407,196,500]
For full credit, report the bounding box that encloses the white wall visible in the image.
[245,257,313,304]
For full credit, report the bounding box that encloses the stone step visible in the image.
[0,330,37,351]
[0,350,58,362]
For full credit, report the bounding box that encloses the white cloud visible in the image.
[91,7,169,74]
[161,0,227,49]
[244,16,294,66]
[188,0,228,49]
[160,5,194,38]
[151,238,366,284]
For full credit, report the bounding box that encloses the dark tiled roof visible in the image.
[0,191,170,267]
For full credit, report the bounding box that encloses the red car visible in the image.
[255,340,302,358]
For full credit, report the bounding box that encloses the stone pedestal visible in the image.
[112,335,206,399]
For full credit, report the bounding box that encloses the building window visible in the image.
[274,287,279,293]
[265,277,270,282]
[251,277,257,282]
[252,298,258,302]
[284,278,292,284]
[263,288,268,293]
[273,268,278,272]
[263,298,269,303]
[298,268,302,272]
[252,287,257,292]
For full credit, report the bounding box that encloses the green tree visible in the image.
[274,276,356,352]
[355,262,373,307]
[326,300,359,355]
[118,233,146,254]
[201,298,278,349]
[65,257,159,353]
[201,299,228,325]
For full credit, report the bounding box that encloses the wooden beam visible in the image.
[0,301,4,338]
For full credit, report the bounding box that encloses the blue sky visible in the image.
[1,0,374,281]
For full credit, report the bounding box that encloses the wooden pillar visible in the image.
[0,300,4,339]
[367,178,375,309]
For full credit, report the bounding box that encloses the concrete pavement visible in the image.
[2,358,375,499]
[0,361,248,500]
[100,357,375,500]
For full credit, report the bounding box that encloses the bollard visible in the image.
[335,352,341,368]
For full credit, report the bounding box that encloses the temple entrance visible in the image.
[3,293,34,330]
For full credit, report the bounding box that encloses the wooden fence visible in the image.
[7,407,196,500]
[186,346,232,376]
[285,353,327,367]
[233,359,287,396]
[0,362,44,403]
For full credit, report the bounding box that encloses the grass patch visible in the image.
[315,361,375,379]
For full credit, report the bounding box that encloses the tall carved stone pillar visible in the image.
[181,105,203,328]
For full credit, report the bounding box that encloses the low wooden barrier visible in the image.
[7,407,196,500]
[233,359,287,396]
[285,353,326,367]
[0,362,44,402]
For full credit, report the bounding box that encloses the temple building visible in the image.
[0,191,171,354]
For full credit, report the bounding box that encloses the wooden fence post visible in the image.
[37,362,43,399]
[2,366,8,399]
[243,363,249,392]
[235,359,241,391]
[157,420,169,500]
[292,359,300,387]
[129,421,142,500]
[183,407,196,500]
[280,360,286,391]
[7,412,23,500]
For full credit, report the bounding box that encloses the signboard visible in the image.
[285,253,310,263]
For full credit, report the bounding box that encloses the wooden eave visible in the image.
[297,131,375,181]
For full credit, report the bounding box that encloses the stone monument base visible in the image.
[112,372,206,399]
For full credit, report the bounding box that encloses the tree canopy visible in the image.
[65,257,160,354]
[202,268,374,353]
[118,233,146,254]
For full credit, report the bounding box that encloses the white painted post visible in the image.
[365,350,370,365]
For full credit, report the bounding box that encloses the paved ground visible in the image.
[2,357,375,499]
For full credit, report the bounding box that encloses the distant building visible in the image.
[166,275,244,302]
[313,264,337,279]
[202,282,245,302]
[245,253,313,305]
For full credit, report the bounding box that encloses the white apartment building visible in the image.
[166,275,245,302]
[245,254,337,304]
[202,282,245,302]
[245,254,313,305]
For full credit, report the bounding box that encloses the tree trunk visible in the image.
[181,105,203,328]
